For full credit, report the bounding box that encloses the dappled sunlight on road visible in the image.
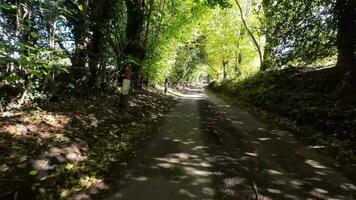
[105,95,215,200]
[103,88,356,200]
[198,92,356,200]
[167,87,207,100]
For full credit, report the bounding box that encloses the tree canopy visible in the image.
[1,0,355,105]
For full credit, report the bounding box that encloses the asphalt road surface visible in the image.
[105,87,356,200]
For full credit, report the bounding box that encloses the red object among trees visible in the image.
[124,66,132,80]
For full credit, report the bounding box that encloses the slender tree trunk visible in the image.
[88,28,103,87]
[71,23,87,82]
[261,42,273,71]
[234,49,242,77]
[261,0,273,70]
[15,0,36,105]
[66,0,89,85]
[151,0,165,46]
[49,19,56,88]
[222,60,228,79]
[16,0,27,83]
[16,0,34,90]
[234,0,263,67]
[234,27,244,76]
[144,0,154,47]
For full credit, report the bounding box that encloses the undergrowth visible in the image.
[0,88,177,200]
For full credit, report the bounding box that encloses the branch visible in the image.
[234,0,263,66]
[143,0,154,47]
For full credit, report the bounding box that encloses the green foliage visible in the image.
[142,0,262,84]
[0,0,72,104]
[169,35,208,83]
[262,0,337,67]
[1,0,355,197]
[202,3,261,81]
[142,0,210,83]
[202,0,231,7]
[0,0,341,100]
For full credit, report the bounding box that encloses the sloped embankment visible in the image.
[209,67,356,167]
[0,88,177,200]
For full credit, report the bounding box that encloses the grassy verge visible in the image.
[0,88,177,200]
[208,67,356,173]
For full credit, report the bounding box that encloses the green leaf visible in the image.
[61,67,69,73]
[5,75,21,82]
[78,4,84,11]
[66,83,75,89]
[41,69,48,76]
[39,188,45,194]
[65,163,75,170]
[0,3,17,10]
[30,32,38,39]
[18,155,27,163]
[31,70,43,78]
[29,170,38,176]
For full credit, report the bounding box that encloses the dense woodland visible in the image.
[1,0,356,199]
[0,0,356,103]
[0,0,355,104]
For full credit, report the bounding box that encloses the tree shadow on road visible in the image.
[198,99,356,200]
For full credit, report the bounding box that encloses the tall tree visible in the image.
[63,0,89,85]
[88,0,117,86]
[124,0,146,62]
[261,0,337,68]
[335,0,356,74]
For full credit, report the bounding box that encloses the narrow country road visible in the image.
[105,87,356,200]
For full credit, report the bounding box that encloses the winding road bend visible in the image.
[106,87,356,200]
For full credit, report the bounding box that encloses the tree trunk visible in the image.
[335,0,356,73]
[64,0,89,84]
[16,0,34,88]
[234,50,242,77]
[144,0,154,47]
[71,23,87,83]
[88,0,118,88]
[222,60,228,79]
[125,0,146,61]
[261,0,273,71]
[88,28,103,87]
[48,18,56,89]
[261,42,273,71]
[234,0,263,67]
